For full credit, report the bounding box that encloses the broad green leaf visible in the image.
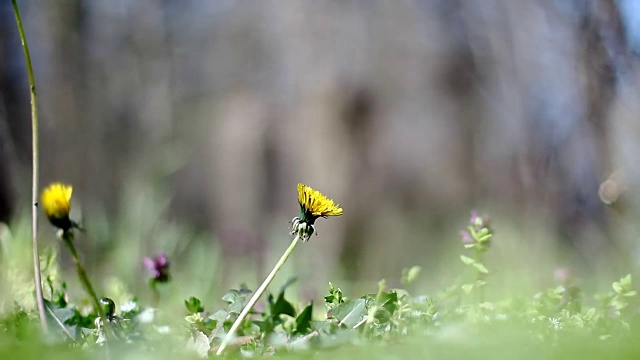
[186,331,210,358]
[271,291,296,318]
[377,291,398,316]
[223,290,251,314]
[208,309,228,323]
[331,299,366,328]
[294,302,313,335]
[52,308,75,325]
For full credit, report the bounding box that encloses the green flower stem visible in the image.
[476,248,485,303]
[11,0,47,333]
[150,281,160,308]
[216,235,300,355]
[62,232,112,338]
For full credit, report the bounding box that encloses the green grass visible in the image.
[1,210,640,359]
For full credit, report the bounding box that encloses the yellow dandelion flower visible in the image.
[297,183,343,218]
[41,183,74,231]
[291,183,343,241]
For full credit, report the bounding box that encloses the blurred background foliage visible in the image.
[1,0,640,308]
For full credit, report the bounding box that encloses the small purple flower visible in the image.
[554,267,570,283]
[460,230,474,244]
[460,210,493,249]
[469,210,492,232]
[144,252,170,283]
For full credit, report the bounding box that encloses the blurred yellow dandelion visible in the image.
[291,183,343,241]
[41,183,73,231]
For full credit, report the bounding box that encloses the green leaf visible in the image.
[330,299,366,328]
[324,294,336,304]
[613,274,633,294]
[52,307,75,325]
[373,306,393,324]
[462,284,474,294]
[377,279,386,295]
[613,282,623,294]
[377,291,398,316]
[611,298,627,311]
[472,262,489,274]
[270,291,296,318]
[460,255,475,265]
[583,308,596,321]
[185,297,204,313]
[371,291,398,324]
[311,320,336,334]
[260,290,297,336]
[222,289,251,314]
[208,309,228,324]
[186,331,210,358]
[294,302,313,335]
[325,282,345,306]
[402,266,422,286]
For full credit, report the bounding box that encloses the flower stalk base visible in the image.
[216,235,301,355]
[61,231,113,339]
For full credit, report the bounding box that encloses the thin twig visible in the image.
[11,0,48,333]
[216,235,300,355]
[45,303,75,342]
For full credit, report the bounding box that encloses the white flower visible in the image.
[120,301,138,313]
[137,308,155,324]
[156,325,171,334]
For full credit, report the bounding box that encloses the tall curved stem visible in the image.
[11,0,47,332]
